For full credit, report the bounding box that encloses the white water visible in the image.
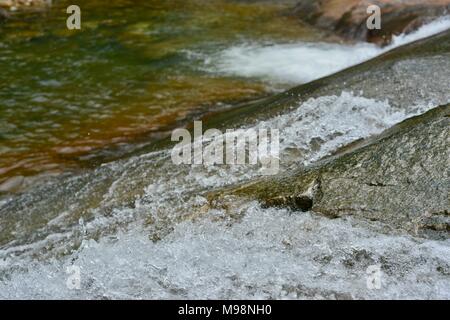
[1,18,449,299]
[183,92,435,187]
[1,204,449,299]
[204,16,450,84]
[0,90,444,299]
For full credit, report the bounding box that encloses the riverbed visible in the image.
[0,1,449,299]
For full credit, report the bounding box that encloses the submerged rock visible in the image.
[292,0,450,45]
[0,6,9,20]
[0,0,51,11]
[213,104,450,239]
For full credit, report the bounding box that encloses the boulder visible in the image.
[212,104,450,239]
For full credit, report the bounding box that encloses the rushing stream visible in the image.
[0,1,449,299]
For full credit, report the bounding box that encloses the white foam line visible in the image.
[205,16,450,85]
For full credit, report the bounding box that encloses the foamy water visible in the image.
[0,89,444,299]
[1,17,449,299]
[183,92,435,187]
[203,16,450,84]
[1,204,449,299]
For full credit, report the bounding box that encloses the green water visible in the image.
[0,0,321,192]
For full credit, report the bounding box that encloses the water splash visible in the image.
[204,16,450,84]
[1,204,448,299]
[1,17,449,296]
[0,92,437,265]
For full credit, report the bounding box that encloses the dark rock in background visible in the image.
[292,0,450,45]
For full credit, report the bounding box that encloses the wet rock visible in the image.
[204,30,450,132]
[292,0,450,45]
[1,18,449,258]
[216,105,450,239]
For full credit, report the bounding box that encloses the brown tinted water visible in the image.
[0,0,323,192]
